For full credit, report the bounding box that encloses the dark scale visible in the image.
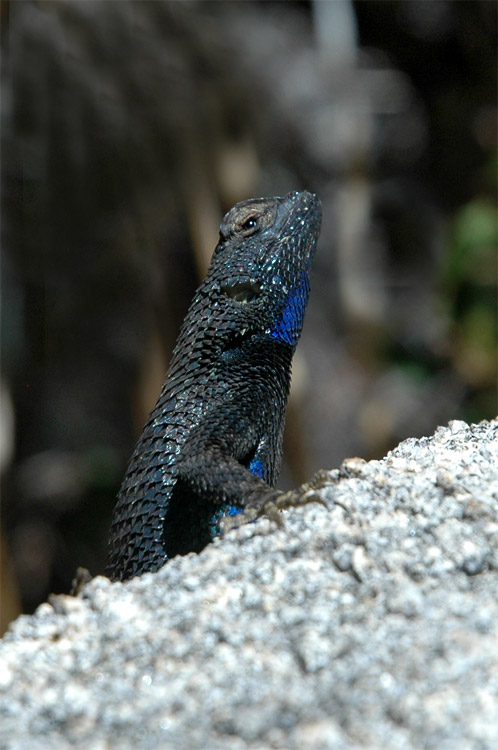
[106,191,322,581]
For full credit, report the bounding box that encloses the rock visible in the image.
[1,419,497,749]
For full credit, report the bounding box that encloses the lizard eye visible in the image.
[222,282,261,303]
[219,199,276,243]
[236,215,259,237]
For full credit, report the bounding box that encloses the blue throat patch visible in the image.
[269,271,310,348]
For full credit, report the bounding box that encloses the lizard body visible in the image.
[106,190,321,581]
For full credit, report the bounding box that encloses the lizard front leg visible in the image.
[176,446,326,536]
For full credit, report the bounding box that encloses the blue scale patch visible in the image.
[269,271,310,347]
[209,456,265,534]
[248,456,265,479]
[209,503,242,536]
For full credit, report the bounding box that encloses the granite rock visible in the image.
[1,419,497,749]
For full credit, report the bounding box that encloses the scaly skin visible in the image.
[106,191,322,581]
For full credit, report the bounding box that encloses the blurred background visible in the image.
[1,0,496,631]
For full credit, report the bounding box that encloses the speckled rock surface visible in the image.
[1,419,497,750]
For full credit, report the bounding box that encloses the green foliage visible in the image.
[444,194,497,418]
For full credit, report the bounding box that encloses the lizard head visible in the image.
[208,190,322,351]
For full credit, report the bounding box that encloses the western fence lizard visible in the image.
[106,190,322,581]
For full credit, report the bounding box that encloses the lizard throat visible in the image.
[267,271,310,348]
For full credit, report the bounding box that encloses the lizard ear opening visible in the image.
[222,282,261,303]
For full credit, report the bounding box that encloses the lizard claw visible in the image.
[272,486,327,511]
[219,482,327,535]
[219,507,260,533]
[70,567,93,595]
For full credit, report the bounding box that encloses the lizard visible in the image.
[106,190,322,581]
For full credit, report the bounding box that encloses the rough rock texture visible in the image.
[1,419,497,750]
